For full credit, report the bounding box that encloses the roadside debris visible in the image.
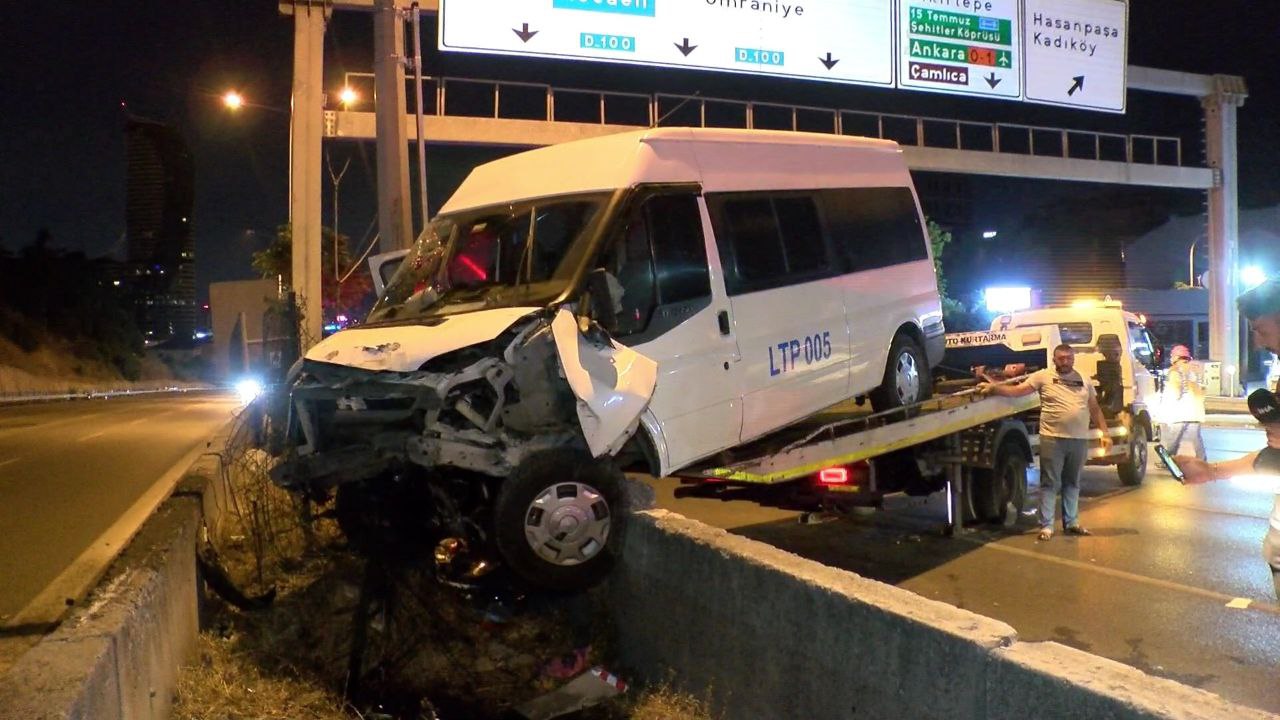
[512,666,628,720]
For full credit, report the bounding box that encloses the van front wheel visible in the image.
[493,449,625,591]
[871,335,932,412]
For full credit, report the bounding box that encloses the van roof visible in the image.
[440,127,907,214]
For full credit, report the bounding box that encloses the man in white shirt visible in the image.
[980,344,1111,541]
[1176,279,1280,596]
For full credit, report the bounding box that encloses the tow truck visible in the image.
[673,300,1155,532]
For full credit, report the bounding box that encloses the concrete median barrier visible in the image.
[608,505,1277,720]
[0,444,227,720]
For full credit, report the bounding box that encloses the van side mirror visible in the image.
[584,268,621,333]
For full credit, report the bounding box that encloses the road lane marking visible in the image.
[1227,597,1253,609]
[0,458,19,469]
[959,535,1280,616]
[77,430,107,442]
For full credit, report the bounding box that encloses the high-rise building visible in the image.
[124,116,196,343]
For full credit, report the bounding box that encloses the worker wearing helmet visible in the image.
[1177,278,1280,596]
[1160,344,1207,461]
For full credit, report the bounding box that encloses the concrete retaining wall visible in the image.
[609,507,1277,720]
[0,453,225,720]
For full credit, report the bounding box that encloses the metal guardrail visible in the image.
[342,72,1186,168]
[0,385,217,405]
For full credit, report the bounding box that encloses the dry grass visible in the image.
[173,420,714,720]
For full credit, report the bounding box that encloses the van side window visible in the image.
[600,192,711,339]
[821,188,927,272]
[711,193,831,294]
[720,198,784,284]
[774,197,825,274]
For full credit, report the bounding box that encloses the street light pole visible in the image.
[411,1,430,232]
[325,150,351,284]
[1189,239,1197,286]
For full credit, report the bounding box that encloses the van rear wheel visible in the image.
[870,335,932,412]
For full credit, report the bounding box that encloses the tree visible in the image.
[251,225,374,321]
[928,219,993,332]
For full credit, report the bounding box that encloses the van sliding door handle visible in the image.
[717,310,731,336]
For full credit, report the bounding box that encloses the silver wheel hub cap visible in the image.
[523,482,611,566]
[894,351,920,404]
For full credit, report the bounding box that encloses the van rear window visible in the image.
[820,187,927,272]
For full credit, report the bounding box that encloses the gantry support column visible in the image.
[1202,75,1248,395]
[374,0,414,253]
[284,1,328,348]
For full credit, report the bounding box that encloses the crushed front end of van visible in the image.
[271,306,656,591]
[264,183,671,589]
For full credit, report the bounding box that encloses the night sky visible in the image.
[1,2,1277,303]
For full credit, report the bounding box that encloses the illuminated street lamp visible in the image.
[338,86,359,108]
[222,90,244,111]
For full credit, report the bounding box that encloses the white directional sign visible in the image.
[439,0,895,88]
[1022,0,1128,112]
[898,0,1021,99]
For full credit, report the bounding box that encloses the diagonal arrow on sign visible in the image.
[1068,75,1085,96]
[819,52,839,70]
[513,23,538,43]
[674,38,697,56]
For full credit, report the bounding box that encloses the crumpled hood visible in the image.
[305,307,541,372]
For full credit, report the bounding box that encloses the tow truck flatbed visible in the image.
[681,385,1039,484]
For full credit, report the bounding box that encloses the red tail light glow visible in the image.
[819,467,850,485]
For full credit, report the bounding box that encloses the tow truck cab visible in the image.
[990,300,1158,486]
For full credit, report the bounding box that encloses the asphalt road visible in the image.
[0,392,241,629]
[656,425,1280,714]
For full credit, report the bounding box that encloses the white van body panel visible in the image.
[733,277,851,443]
[303,306,540,372]
[630,198,743,473]
[442,128,904,214]
[550,310,658,458]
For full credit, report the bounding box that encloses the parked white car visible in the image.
[272,128,945,588]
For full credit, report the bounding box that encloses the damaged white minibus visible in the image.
[272,128,944,589]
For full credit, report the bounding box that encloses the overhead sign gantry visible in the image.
[439,0,1129,113]
[440,0,896,89]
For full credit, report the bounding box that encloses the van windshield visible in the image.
[368,194,609,322]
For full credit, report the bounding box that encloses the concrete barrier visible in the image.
[608,507,1278,720]
[0,449,227,719]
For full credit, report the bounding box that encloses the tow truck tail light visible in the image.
[818,461,872,488]
[819,467,849,485]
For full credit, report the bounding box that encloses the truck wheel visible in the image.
[965,439,1028,525]
[494,449,625,591]
[1118,424,1148,486]
[870,334,932,412]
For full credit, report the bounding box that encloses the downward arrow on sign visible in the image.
[819,52,839,70]
[674,38,698,56]
[513,23,538,43]
[985,72,1001,89]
